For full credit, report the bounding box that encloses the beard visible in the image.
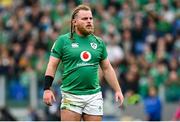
[76,25,94,36]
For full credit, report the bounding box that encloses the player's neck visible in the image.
[75,30,90,37]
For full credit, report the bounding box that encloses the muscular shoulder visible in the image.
[57,33,70,41]
[54,33,71,45]
[92,34,106,46]
[92,35,103,41]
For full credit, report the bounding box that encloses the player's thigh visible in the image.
[83,92,103,116]
[61,109,81,121]
[82,113,102,121]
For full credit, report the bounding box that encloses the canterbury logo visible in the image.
[71,43,79,48]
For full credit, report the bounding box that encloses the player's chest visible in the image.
[62,41,101,60]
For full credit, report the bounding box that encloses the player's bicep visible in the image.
[51,44,62,58]
[45,56,61,76]
[100,58,111,71]
[50,36,64,59]
[48,56,61,67]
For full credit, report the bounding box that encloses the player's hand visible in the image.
[43,89,56,106]
[115,91,124,106]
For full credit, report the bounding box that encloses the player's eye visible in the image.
[81,17,93,20]
[82,17,88,20]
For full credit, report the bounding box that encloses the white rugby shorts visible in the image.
[61,91,103,115]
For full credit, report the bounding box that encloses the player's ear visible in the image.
[72,19,77,26]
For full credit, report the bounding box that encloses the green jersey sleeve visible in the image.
[50,36,64,59]
[101,41,108,61]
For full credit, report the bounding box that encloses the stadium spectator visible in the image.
[143,86,162,121]
[172,103,180,121]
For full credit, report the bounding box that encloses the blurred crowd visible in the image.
[0,0,180,121]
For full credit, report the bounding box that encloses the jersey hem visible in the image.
[61,89,101,95]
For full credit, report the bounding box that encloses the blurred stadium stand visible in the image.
[0,0,180,121]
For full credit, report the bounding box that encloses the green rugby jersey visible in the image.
[51,33,107,95]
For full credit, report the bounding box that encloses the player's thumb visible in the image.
[52,93,56,102]
[115,95,119,102]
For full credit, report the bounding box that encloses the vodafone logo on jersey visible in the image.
[80,51,91,62]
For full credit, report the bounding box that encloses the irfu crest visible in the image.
[90,42,97,49]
